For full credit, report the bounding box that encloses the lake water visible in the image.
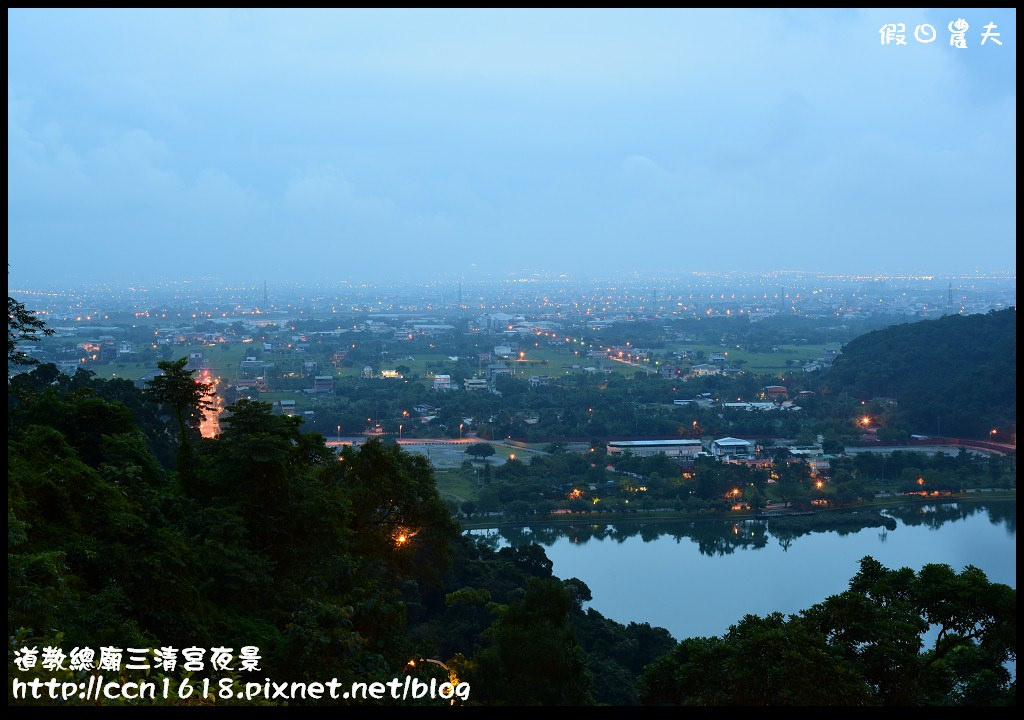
[469,500,1016,641]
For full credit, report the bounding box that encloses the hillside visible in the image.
[824,308,1016,439]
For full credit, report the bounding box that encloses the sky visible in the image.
[7,8,1017,286]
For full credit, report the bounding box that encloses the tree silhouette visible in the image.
[8,296,54,366]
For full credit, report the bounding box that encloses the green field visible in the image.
[90,344,254,381]
[508,344,650,378]
[258,390,310,409]
[434,469,481,502]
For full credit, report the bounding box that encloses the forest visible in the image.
[823,308,1016,439]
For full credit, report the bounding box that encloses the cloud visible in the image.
[283,164,394,216]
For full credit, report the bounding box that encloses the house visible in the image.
[464,378,489,391]
[313,375,335,393]
[709,352,727,362]
[711,437,756,459]
[528,375,551,387]
[433,375,451,391]
[763,385,788,399]
[690,363,720,377]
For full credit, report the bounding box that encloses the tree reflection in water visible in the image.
[469,500,1015,559]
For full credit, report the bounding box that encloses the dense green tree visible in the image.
[823,309,1015,438]
[143,357,215,487]
[466,442,496,460]
[639,557,1016,706]
[469,577,595,705]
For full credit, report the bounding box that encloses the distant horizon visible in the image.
[8,268,1019,293]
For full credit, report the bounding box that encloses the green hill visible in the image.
[824,308,1016,439]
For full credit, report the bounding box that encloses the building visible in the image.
[477,313,514,332]
[412,324,456,337]
[464,378,489,391]
[528,375,552,387]
[239,356,268,379]
[186,352,207,371]
[313,375,335,393]
[135,369,163,389]
[660,364,680,378]
[674,398,713,408]
[278,400,297,416]
[763,385,788,398]
[689,363,721,377]
[607,439,703,459]
[486,364,511,382]
[711,437,756,459]
[433,375,451,391]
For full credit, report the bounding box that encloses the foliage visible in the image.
[465,442,495,459]
[638,556,1016,706]
[823,309,1016,438]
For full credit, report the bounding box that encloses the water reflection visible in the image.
[470,500,1016,558]
[884,499,1016,534]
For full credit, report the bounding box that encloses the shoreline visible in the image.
[458,490,1016,531]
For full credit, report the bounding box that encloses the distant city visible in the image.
[10,271,1016,326]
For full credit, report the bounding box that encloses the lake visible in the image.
[468,500,1016,641]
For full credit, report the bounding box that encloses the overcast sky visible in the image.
[8,8,1017,286]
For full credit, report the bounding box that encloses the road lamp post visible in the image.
[337,425,341,442]
[459,423,464,440]
[399,424,403,440]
